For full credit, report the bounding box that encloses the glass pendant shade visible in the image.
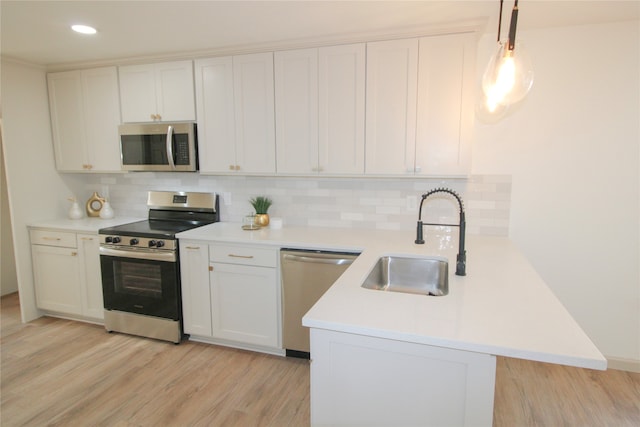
[482,41,534,112]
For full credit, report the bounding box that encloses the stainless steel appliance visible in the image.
[280,248,360,357]
[119,122,198,172]
[99,191,219,343]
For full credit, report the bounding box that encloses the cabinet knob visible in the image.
[229,165,235,171]
[235,165,241,171]
[71,251,77,256]
[209,266,213,271]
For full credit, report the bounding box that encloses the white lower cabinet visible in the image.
[30,229,104,321]
[210,262,278,347]
[180,241,281,354]
[76,234,104,319]
[310,328,496,427]
[180,242,212,336]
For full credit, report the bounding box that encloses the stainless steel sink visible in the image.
[361,256,449,296]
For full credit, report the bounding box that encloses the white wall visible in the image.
[473,20,640,368]
[0,59,83,320]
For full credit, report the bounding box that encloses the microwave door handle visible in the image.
[166,125,176,170]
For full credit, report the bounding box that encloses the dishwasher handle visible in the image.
[282,253,356,266]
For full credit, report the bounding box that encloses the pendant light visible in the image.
[477,0,534,121]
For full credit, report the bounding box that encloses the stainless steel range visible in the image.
[98,191,219,343]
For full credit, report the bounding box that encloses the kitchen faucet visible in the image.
[415,188,466,276]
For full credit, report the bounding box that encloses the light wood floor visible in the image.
[2,292,638,426]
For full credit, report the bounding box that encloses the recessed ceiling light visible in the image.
[71,24,97,35]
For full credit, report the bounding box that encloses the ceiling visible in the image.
[2,1,638,69]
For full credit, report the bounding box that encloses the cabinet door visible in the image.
[48,71,88,171]
[77,234,104,319]
[416,33,475,176]
[275,48,319,174]
[210,263,278,347]
[81,67,122,172]
[155,60,196,121]
[194,57,237,173]
[119,64,158,123]
[233,53,276,174]
[319,43,366,175]
[180,242,212,336]
[31,245,82,315]
[365,38,419,175]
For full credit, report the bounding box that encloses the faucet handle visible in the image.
[415,221,425,244]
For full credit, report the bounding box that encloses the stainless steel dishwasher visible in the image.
[281,248,360,357]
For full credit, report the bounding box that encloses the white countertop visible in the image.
[182,222,606,370]
[28,217,144,233]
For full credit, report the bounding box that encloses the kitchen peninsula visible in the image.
[177,222,606,427]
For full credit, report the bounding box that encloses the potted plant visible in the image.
[249,196,272,226]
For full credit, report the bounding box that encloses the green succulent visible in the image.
[249,196,272,214]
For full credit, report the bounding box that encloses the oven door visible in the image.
[100,248,181,320]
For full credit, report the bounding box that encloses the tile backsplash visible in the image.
[76,174,511,236]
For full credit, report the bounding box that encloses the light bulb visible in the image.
[482,41,533,111]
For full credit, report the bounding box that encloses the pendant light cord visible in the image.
[497,0,504,42]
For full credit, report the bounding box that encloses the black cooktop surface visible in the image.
[99,219,211,239]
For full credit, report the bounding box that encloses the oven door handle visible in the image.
[166,125,176,170]
[100,246,176,262]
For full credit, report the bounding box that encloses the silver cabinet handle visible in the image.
[282,253,355,266]
[228,254,254,259]
[166,125,176,170]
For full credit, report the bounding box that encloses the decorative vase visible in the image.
[99,201,115,219]
[86,192,105,217]
[68,201,83,219]
[254,213,270,227]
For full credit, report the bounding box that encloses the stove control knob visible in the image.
[156,240,165,248]
[130,238,139,246]
[105,236,113,243]
[148,240,157,247]
[112,236,121,244]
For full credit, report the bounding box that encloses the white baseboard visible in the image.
[606,356,640,373]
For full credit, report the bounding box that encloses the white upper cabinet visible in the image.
[275,44,365,175]
[318,43,366,175]
[47,67,121,172]
[365,34,474,176]
[195,53,276,174]
[194,56,236,173]
[119,60,195,123]
[415,33,475,176]
[365,38,419,175]
[233,53,276,174]
[275,48,319,174]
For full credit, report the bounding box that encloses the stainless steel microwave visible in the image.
[119,122,198,172]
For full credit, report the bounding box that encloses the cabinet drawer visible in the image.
[209,244,277,268]
[30,230,77,248]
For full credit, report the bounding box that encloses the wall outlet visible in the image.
[222,192,232,206]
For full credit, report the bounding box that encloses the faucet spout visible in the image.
[415,188,466,276]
